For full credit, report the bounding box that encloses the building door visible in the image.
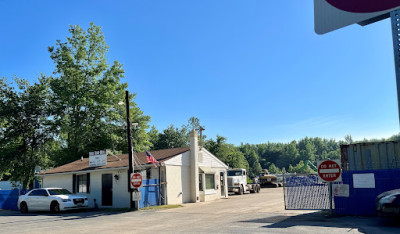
[102,174,113,206]
[220,172,225,197]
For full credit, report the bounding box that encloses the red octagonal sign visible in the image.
[318,160,342,182]
[130,173,143,188]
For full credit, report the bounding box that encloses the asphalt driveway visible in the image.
[1,188,399,233]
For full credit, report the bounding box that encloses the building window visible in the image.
[77,174,87,193]
[205,174,215,190]
[199,174,203,191]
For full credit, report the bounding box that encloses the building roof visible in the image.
[39,147,190,175]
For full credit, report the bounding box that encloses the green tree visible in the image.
[205,135,248,169]
[267,163,281,174]
[344,135,354,144]
[277,141,299,168]
[0,77,53,188]
[185,116,206,147]
[185,117,204,131]
[148,125,160,150]
[287,160,315,174]
[298,137,316,162]
[153,124,188,149]
[46,23,150,164]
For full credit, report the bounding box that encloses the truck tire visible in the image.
[237,185,244,195]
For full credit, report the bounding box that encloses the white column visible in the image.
[190,130,199,203]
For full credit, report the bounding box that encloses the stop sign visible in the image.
[317,160,342,182]
[130,173,143,188]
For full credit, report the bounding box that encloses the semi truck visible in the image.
[227,169,261,195]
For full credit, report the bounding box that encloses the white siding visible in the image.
[42,174,73,191]
[89,169,130,208]
[199,149,228,169]
[165,165,191,204]
[164,148,228,204]
[164,152,190,166]
[42,168,130,209]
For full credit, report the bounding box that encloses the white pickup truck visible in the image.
[227,169,260,195]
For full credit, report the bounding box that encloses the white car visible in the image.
[18,188,88,213]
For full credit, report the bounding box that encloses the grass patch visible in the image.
[139,205,183,211]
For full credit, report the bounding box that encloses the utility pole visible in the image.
[391,10,400,129]
[125,90,134,209]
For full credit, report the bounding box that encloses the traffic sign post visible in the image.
[317,159,342,183]
[130,173,143,189]
[130,173,142,205]
[318,159,342,216]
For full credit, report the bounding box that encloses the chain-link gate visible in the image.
[283,174,333,210]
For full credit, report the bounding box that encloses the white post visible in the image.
[190,130,199,203]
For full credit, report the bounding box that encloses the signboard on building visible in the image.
[314,0,400,34]
[317,159,342,183]
[353,173,376,188]
[132,190,141,201]
[89,150,107,167]
[333,184,350,197]
[130,173,143,189]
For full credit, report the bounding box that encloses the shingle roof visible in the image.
[39,147,190,175]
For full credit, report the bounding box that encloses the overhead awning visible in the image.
[199,167,216,174]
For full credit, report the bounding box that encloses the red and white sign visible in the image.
[130,173,143,189]
[317,159,342,182]
[315,0,400,34]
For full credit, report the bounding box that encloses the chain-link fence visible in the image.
[283,174,333,210]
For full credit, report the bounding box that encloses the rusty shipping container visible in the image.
[341,141,400,171]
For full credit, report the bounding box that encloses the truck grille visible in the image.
[227,177,234,187]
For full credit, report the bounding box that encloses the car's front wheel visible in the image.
[20,202,28,214]
[50,201,60,213]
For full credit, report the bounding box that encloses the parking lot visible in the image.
[1,188,399,233]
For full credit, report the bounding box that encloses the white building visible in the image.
[37,130,228,208]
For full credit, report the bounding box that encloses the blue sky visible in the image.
[0,1,398,145]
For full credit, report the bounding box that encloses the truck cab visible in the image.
[227,169,247,194]
[227,169,260,195]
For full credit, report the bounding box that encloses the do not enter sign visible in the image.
[317,160,342,183]
[130,173,143,189]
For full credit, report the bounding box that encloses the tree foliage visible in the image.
[46,23,150,164]
[0,23,151,186]
[152,124,189,150]
[150,117,206,150]
[0,77,53,188]
[205,135,249,170]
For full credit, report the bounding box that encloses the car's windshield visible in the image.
[48,189,72,195]
[228,170,242,176]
